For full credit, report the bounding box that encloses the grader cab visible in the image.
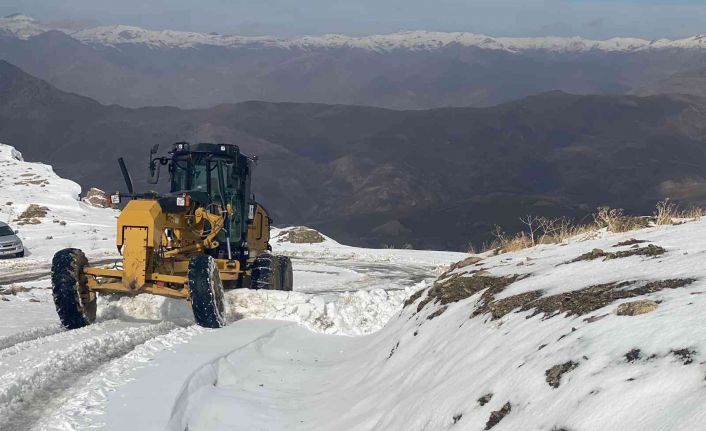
[51,142,292,329]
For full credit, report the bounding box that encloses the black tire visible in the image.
[15,250,24,258]
[277,255,293,291]
[51,248,96,329]
[250,253,281,290]
[188,254,226,328]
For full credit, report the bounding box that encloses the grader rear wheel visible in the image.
[277,256,293,291]
[250,253,281,290]
[51,248,96,329]
[188,254,226,328]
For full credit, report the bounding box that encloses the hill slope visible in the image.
[0,143,118,278]
[109,219,706,430]
[5,61,706,249]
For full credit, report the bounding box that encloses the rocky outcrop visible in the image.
[277,227,325,244]
[82,188,111,208]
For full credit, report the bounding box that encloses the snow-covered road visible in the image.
[0,245,464,431]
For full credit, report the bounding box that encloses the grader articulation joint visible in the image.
[51,142,293,329]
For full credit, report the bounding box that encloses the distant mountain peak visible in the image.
[0,13,45,38]
[4,13,35,21]
[3,15,706,53]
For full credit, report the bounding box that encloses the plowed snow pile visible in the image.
[107,219,706,431]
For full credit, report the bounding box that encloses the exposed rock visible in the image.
[484,291,543,320]
[546,361,579,388]
[447,256,484,272]
[616,300,658,316]
[403,288,425,308]
[570,248,607,262]
[426,306,448,320]
[83,187,112,208]
[625,349,642,363]
[607,245,666,260]
[532,280,688,318]
[417,274,519,319]
[671,348,696,365]
[485,402,511,430]
[613,238,648,247]
[569,244,665,263]
[478,393,493,406]
[14,204,49,225]
[277,227,325,244]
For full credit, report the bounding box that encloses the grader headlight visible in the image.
[176,194,190,207]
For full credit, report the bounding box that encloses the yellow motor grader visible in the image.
[51,142,292,329]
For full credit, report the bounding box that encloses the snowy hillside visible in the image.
[5,13,706,53]
[104,219,706,430]
[0,143,119,281]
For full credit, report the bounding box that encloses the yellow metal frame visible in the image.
[85,199,246,300]
[84,258,241,300]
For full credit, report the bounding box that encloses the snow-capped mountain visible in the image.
[3,13,706,53]
[0,14,48,39]
[71,27,706,53]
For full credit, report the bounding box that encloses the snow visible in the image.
[5,14,706,53]
[101,219,706,430]
[0,143,120,281]
[0,14,48,39]
[6,139,706,429]
[0,142,466,429]
[65,26,706,53]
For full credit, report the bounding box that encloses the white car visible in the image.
[0,221,25,258]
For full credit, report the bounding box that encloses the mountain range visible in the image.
[3,60,706,250]
[4,14,706,109]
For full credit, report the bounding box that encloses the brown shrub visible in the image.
[594,207,649,233]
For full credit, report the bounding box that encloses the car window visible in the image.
[0,226,14,237]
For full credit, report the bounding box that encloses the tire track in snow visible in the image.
[0,324,64,352]
[33,325,205,431]
[0,321,113,364]
[0,321,177,431]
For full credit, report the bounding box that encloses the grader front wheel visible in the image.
[188,254,226,328]
[51,248,96,329]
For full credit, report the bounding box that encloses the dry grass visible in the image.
[593,207,649,233]
[480,200,706,255]
[654,199,706,225]
[486,216,597,254]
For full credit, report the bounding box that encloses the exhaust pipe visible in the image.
[118,157,135,195]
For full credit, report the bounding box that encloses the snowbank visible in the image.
[137,219,706,430]
[97,283,426,336]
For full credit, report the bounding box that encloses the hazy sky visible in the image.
[2,0,706,39]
